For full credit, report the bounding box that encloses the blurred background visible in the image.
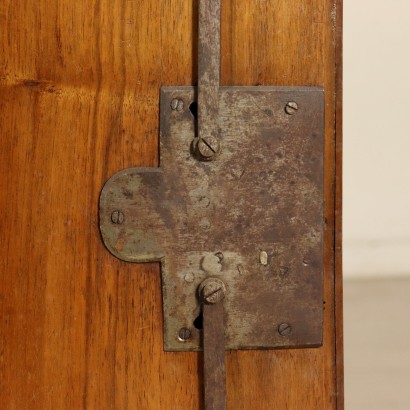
[344,0,410,408]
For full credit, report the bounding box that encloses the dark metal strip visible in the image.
[203,302,226,410]
[198,0,221,144]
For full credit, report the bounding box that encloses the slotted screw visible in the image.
[285,101,298,115]
[170,98,184,112]
[178,327,192,342]
[199,278,226,304]
[278,323,292,336]
[111,210,124,225]
[196,137,220,160]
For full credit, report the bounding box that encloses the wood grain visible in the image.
[0,0,342,409]
[335,0,344,408]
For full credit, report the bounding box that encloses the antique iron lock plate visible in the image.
[99,85,324,352]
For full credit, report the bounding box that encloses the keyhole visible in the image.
[189,102,198,119]
[193,311,203,330]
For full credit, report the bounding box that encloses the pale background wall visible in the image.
[344,3,410,408]
[344,0,410,278]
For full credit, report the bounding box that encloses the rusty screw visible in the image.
[198,278,226,304]
[170,98,184,112]
[196,137,220,160]
[111,210,124,225]
[178,327,192,342]
[285,101,298,115]
[278,323,292,336]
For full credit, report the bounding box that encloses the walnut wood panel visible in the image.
[0,1,342,409]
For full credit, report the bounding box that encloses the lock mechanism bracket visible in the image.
[99,85,324,352]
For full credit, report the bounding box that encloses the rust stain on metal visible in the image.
[99,86,324,352]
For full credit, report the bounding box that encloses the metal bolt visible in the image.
[285,101,298,115]
[198,278,226,304]
[178,327,192,342]
[111,210,124,224]
[278,323,292,336]
[170,98,184,112]
[196,137,220,160]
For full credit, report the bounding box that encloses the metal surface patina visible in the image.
[99,85,324,351]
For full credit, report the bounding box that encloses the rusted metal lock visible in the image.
[100,0,324,408]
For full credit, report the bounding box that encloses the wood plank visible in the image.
[0,0,342,408]
[335,1,344,409]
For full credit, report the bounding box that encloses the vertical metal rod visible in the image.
[198,1,225,407]
[203,302,226,410]
[198,0,221,143]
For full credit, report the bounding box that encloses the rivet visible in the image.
[111,210,124,225]
[285,101,298,115]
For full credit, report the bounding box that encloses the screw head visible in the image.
[198,278,226,304]
[170,98,184,112]
[196,137,220,160]
[111,210,124,225]
[278,323,292,336]
[285,101,299,115]
[178,327,192,342]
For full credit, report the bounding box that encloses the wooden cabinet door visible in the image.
[0,1,343,408]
